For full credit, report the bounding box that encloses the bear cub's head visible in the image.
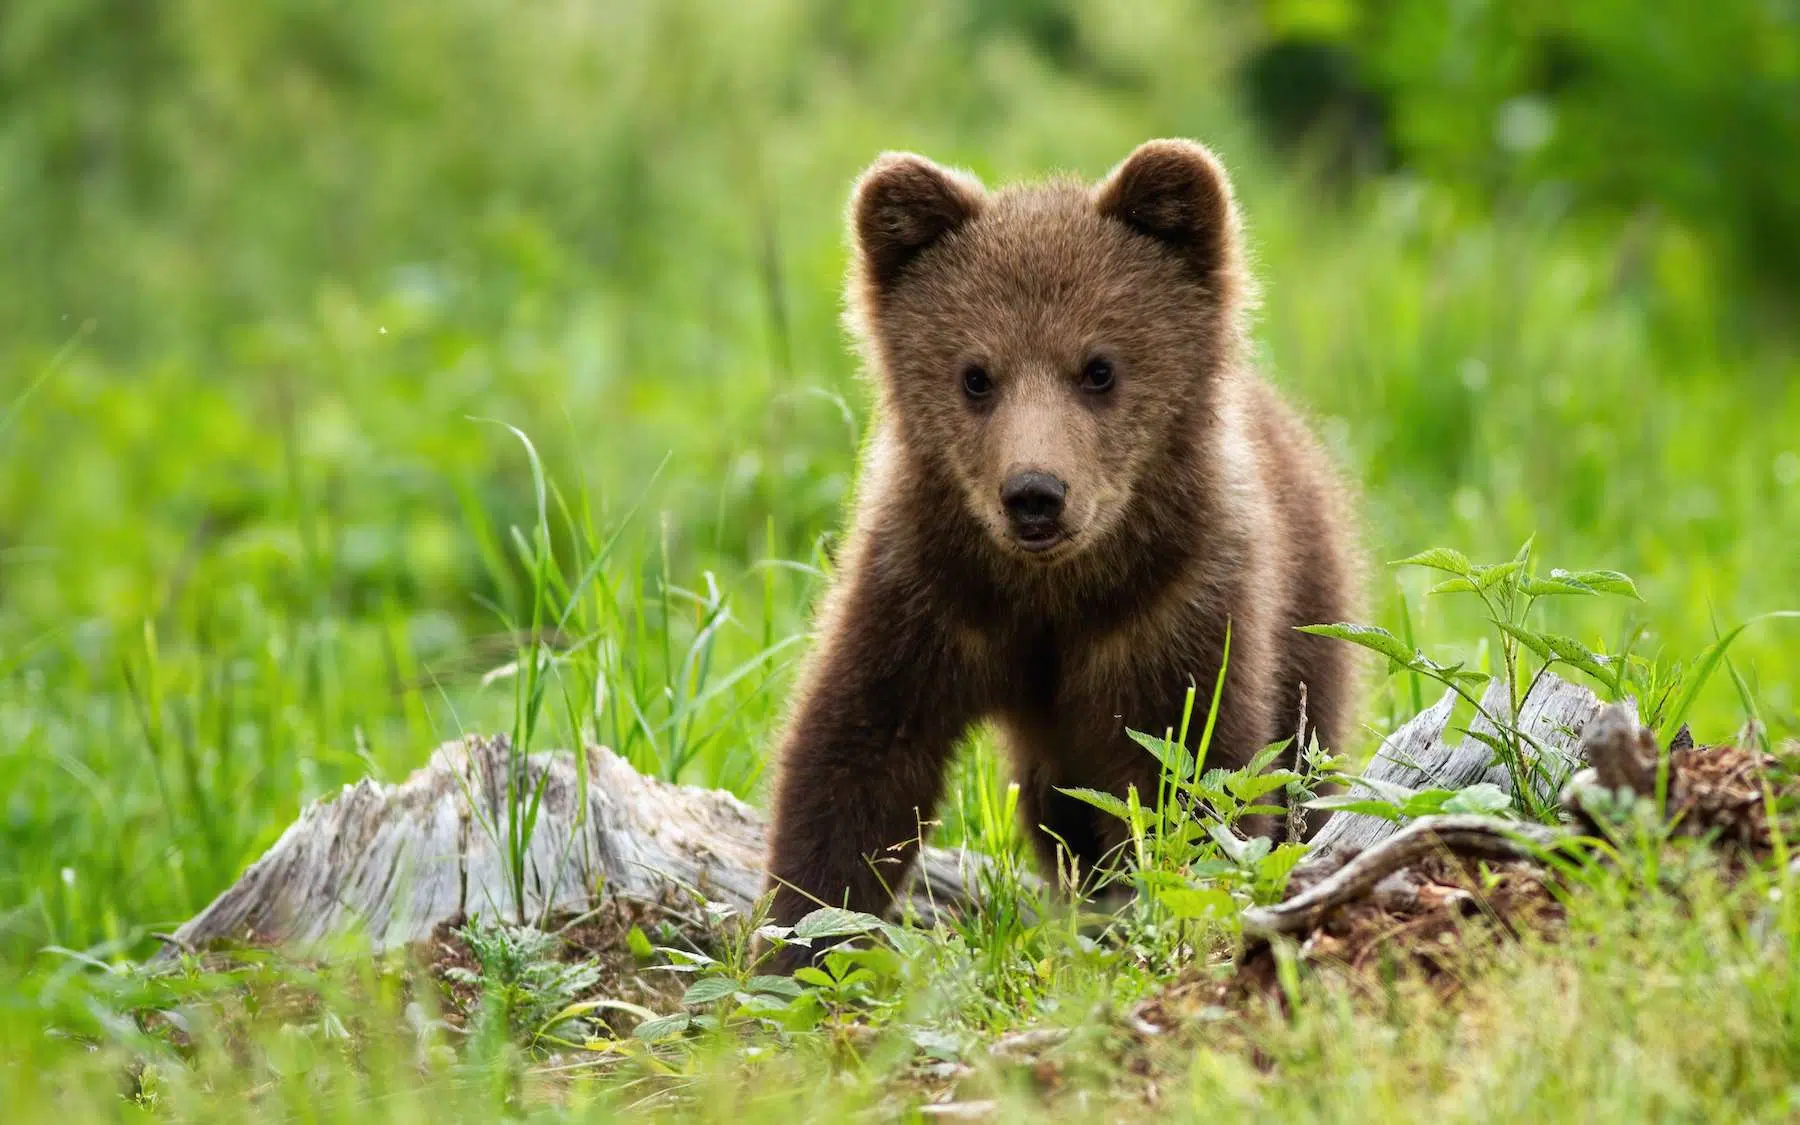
[848,139,1253,565]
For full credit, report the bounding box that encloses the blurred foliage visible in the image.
[0,0,1796,964]
[5,0,1797,347]
[1252,0,1800,300]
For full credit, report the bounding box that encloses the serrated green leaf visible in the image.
[1126,727,1196,780]
[1522,575,1596,597]
[1398,788,1456,817]
[1475,559,1525,591]
[830,945,904,979]
[625,925,654,962]
[1244,739,1293,775]
[1391,547,1474,576]
[774,990,825,1030]
[1557,569,1640,599]
[1495,621,1554,660]
[1055,786,1131,821]
[1238,804,1289,816]
[633,1013,692,1042]
[1414,657,1491,689]
[1226,770,1303,801]
[746,975,803,999]
[792,967,835,989]
[1539,633,1612,680]
[834,969,876,990]
[793,907,884,941]
[1256,842,1310,890]
[1297,623,1415,664]
[1413,655,1469,680]
[1188,858,1241,878]
[1442,783,1512,815]
[681,976,740,1006]
[1429,577,1479,595]
[1157,887,1237,920]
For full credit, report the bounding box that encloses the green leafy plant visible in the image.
[1052,631,1340,960]
[1304,777,1513,825]
[1301,539,1643,819]
[445,918,655,1052]
[633,899,902,1045]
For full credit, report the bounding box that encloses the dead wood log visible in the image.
[1239,675,1610,940]
[1572,703,1662,798]
[1562,702,1780,850]
[161,736,986,959]
[1243,815,1562,939]
[1251,689,1726,945]
[1307,674,1606,857]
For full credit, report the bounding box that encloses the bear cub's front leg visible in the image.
[761,574,975,966]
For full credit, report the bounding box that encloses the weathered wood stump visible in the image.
[160,737,988,957]
[1305,674,1602,856]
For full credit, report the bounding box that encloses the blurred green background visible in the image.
[1,0,1796,966]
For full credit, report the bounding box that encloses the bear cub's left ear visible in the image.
[1094,139,1241,282]
[851,153,987,291]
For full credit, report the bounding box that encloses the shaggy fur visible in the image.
[762,140,1362,942]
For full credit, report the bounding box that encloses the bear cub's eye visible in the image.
[1080,357,1116,393]
[961,364,993,400]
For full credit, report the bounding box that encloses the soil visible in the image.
[1133,851,1564,1036]
[419,892,710,1037]
[1665,739,1786,853]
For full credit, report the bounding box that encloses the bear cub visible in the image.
[763,139,1361,941]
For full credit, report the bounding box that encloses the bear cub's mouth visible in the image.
[1009,522,1067,553]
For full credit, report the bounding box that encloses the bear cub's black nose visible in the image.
[1001,471,1068,533]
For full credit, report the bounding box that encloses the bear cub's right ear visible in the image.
[1094,139,1240,283]
[851,153,986,291]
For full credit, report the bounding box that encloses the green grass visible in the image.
[3,0,1799,1119]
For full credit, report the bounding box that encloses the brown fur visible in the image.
[762,140,1362,949]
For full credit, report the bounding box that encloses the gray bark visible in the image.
[160,736,984,958]
[1307,674,1609,856]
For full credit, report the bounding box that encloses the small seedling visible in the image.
[446,919,606,1050]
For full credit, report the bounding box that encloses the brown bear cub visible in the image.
[763,139,1361,946]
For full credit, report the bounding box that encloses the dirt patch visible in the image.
[1136,851,1563,1034]
[418,893,709,1036]
[1665,740,1784,853]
